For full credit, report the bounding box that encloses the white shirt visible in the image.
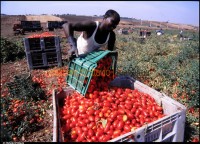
[77,21,110,55]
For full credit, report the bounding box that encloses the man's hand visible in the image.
[68,36,78,57]
[68,46,78,57]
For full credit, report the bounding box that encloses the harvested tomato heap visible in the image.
[60,88,165,142]
[86,56,115,93]
[59,54,165,142]
[28,32,55,38]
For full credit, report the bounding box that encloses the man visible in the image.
[179,30,183,38]
[62,9,120,58]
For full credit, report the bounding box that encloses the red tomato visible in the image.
[135,109,141,117]
[139,118,145,125]
[83,118,89,124]
[79,107,86,114]
[107,97,113,102]
[125,104,132,110]
[154,111,159,117]
[88,129,95,137]
[102,107,110,113]
[113,120,119,128]
[112,130,121,138]
[77,131,86,142]
[99,112,104,118]
[107,129,114,135]
[103,134,111,141]
[71,133,78,140]
[104,102,111,107]
[117,115,123,120]
[73,111,79,118]
[155,106,163,111]
[96,128,104,137]
[94,110,100,116]
[104,122,111,132]
[191,138,199,142]
[149,110,154,117]
[126,110,134,119]
[108,124,114,130]
[131,119,136,125]
[117,120,125,130]
[143,110,149,117]
[125,120,131,125]
[116,88,122,95]
[69,122,76,128]
[82,126,88,132]
[109,111,118,120]
[118,109,125,115]
[88,115,95,122]
[80,113,87,119]
[145,118,151,123]
[87,122,95,129]
[124,124,131,132]
[131,107,136,114]
[75,127,83,135]
[98,135,105,142]
[95,116,100,122]
[78,120,86,127]
[91,136,98,142]
[152,105,156,111]
[86,109,95,115]
[104,112,110,118]
[115,99,120,105]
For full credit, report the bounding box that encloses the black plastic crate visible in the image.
[23,36,60,52]
[26,50,62,69]
[44,37,59,50]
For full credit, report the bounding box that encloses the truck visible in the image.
[13,21,43,35]
[13,24,25,35]
[139,29,151,38]
[47,21,67,31]
[21,21,43,32]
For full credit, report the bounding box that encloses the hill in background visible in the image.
[1,14,198,37]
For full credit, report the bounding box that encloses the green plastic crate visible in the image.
[66,50,118,96]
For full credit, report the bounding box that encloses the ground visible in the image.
[1,59,51,142]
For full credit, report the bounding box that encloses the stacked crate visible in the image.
[23,36,62,69]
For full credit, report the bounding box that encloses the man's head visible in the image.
[102,9,120,31]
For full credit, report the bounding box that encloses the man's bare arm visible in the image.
[107,31,116,51]
[62,21,96,38]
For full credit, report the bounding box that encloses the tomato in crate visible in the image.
[53,78,186,142]
[66,50,118,96]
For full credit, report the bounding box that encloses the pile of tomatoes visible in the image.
[59,55,165,142]
[28,32,55,38]
[59,88,165,142]
[32,66,68,96]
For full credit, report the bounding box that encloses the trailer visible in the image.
[13,21,43,34]
[21,21,43,32]
[47,21,67,31]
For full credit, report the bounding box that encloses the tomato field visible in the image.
[115,30,199,142]
[1,28,199,142]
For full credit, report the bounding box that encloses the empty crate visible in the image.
[23,36,60,52]
[24,36,62,69]
[26,50,62,69]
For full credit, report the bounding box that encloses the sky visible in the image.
[1,1,199,26]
